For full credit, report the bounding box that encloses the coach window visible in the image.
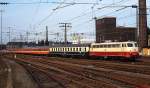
[64,48,66,51]
[79,48,82,51]
[65,48,67,51]
[104,45,107,48]
[108,45,111,48]
[93,45,96,48]
[85,48,86,52]
[112,44,115,47]
[115,44,120,47]
[76,48,78,51]
[99,45,102,48]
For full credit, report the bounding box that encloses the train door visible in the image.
[121,43,126,57]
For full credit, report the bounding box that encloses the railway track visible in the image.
[39,57,150,75]
[25,58,150,86]
[14,58,121,88]
[3,55,150,88]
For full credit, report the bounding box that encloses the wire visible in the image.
[65,0,132,22]
[53,3,75,11]
[53,0,67,11]
[31,0,41,27]
[8,1,98,5]
[36,0,68,26]
[36,0,132,29]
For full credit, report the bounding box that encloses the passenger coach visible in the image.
[49,44,90,57]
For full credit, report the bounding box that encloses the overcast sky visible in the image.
[0,0,150,43]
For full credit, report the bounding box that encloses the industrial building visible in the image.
[96,17,137,43]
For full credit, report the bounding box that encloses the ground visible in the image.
[0,58,38,88]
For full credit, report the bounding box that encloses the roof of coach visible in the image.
[91,41,137,45]
[49,44,90,48]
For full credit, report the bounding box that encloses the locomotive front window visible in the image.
[127,43,133,47]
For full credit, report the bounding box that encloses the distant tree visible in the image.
[40,40,45,46]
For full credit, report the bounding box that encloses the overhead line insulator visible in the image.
[0,2,9,5]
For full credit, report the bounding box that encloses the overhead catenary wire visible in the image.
[72,5,137,30]
[33,0,134,32]
[35,0,68,26]
[3,0,145,42]
[31,0,42,23]
[4,1,99,5]
[36,0,131,27]
[64,0,133,22]
[37,0,136,36]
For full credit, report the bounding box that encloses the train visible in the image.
[8,41,139,60]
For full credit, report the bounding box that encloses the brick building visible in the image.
[96,17,137,43]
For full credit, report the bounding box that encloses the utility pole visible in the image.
[0,10,4,45]
[138,0,148,51]
[59,23,71,45]
[130,5,139,42]
[0,2,8,50]
[20,34,23,42]
[26,31,30,43]
[46,26,49,45]
[7,27,11,43]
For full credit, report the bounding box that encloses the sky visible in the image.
[0,0,150,44]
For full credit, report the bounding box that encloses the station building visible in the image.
[96,17,137,43]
